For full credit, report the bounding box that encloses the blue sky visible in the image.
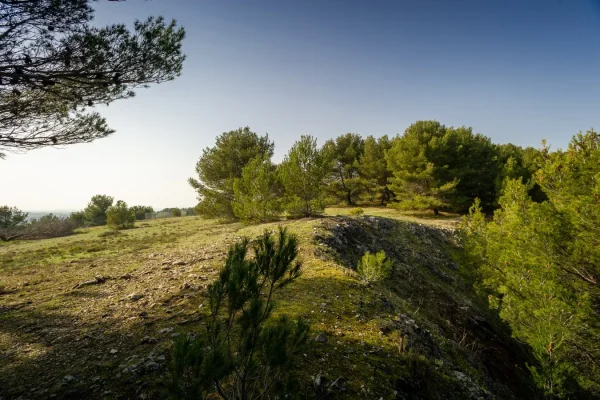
[2,0,600,210]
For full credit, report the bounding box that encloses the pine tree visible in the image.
[280,135,328,217]
[460,130,600,397]
[166,228,309,399]
[233,155,283,223]
[0,1,185,158]
[106,200,135,230]
[323,133,364,205]
[493,144,546,206]
[386,121,500,214]
[189,127,274,219]
[386,121,456,214]
[0,206,29,241]
[358,135,394,205]
[83,194,114,226]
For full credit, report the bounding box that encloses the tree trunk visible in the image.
[346,191,353,206]
[433,208,439,216]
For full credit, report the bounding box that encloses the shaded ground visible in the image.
[0,208,536,399]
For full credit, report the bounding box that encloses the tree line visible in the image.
[0,194,200,241]
[0,196,190,241]
[189,122,543,222]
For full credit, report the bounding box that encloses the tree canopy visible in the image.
[357,135,393,205]
[386,121,501,214]
[323,133,364,205]
[0,0,186,158]
[232,155,282,223]
[386,121,458,214]
[83,194,113,226]
[279,135,328,217]
[106,200,135,230]
[460,130,600,397]
[189,127,274,219]
[0,205,28,241]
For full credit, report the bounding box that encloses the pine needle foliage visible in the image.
[357,250,392,283]
[166,227,309,400]
[460,130,600,398]
[106,200,135,230]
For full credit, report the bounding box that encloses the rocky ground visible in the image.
[0,210,537,399]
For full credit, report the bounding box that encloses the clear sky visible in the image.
[2,0,600,211]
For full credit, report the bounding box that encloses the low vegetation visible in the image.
[0,207,76,242]
[106,201,136,231]
[348,207,364,216]
[357,250,392,283]
[166,228,308,399]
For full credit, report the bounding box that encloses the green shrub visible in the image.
[106,200,135,230]
[171,208,182,217]
[233,155,282,223]
[349,207,364,216]
[0,206,29,241]
[83,194,114,226]
[69,211,86,227]
[357,250,392,283]
[165,227,309,399]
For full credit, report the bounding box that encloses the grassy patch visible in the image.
[0,208,532,399]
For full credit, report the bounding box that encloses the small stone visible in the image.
[315,333,327,343]
[128,293,144,302]
[144,361,160,372]
[140,336,157,344]
[62,375,77,385]
[109,348,118,354]
[171,260,186,266]
[159,327,174,334]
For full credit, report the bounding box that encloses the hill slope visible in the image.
[0,209,535,399]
